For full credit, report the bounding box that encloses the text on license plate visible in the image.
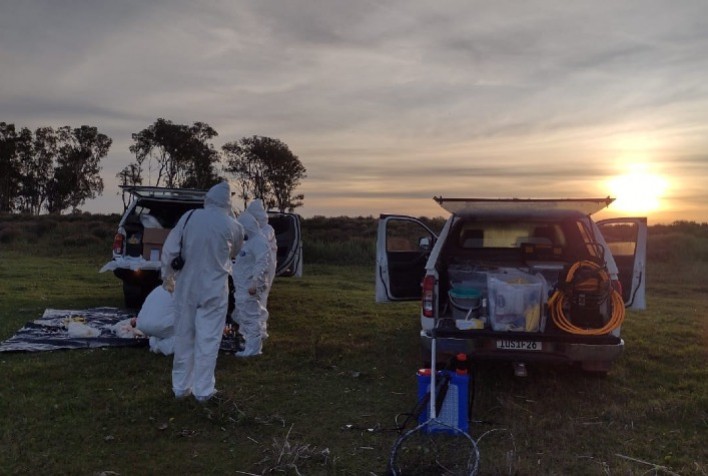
[496,340,542,351]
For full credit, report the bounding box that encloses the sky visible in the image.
[2,0,708,223]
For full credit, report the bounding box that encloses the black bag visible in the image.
[171,210,196,271]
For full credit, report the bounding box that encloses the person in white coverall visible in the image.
[232,212,271,357]
[161,181,244,402]
[245,199,277,302]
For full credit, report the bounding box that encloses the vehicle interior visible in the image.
[436,216,597,320]
[122,200,203,257]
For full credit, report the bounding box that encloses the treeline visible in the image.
[0,123,110,215]
[646,220,708,262]
[1,119,306,215]
[1,214,704,265]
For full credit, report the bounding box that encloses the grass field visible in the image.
[0,216,706,475]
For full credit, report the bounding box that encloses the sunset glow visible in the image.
[607,167,669,215]
[2,2,708,223]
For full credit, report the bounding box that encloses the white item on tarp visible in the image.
[67,321,101,338]
[135,286,175,339]
[111,318,145,339]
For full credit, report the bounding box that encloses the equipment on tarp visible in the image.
[388,325,480,475]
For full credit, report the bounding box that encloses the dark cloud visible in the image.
[1,0,707,221]
[0,96,144,125]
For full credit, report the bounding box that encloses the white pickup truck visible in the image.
[376,197,646,375]
[101,186,303,309]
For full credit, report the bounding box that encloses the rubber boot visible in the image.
[235,338,262,357]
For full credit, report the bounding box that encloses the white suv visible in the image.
[101,186,303,309]
[376,197,646,375]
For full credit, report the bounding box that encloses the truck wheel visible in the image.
[123,283,144,310]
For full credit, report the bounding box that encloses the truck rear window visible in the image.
[130,201,202,229]
[457,221,565,249]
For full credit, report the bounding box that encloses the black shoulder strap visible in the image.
[178,210,196,250]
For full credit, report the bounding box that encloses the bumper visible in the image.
[420,329,624,364]
[100,258,162,286]
[100,257,161,273]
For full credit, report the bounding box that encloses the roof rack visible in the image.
[120,185,207,201]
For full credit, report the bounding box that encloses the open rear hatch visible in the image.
[434,197,615,217]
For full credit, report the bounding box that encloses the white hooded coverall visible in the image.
[245,199,277,301]
[246,198,278,285]
[161,182,244,400]
[232,212,271,356]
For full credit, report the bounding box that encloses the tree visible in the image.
[17,127,55,215]
[222,136,306,212]
[116,160,144,209]
[0,124,110,215]
[128,118,220,189]
[0,123,23,212]
[45,126,111,214]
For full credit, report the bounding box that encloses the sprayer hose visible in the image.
[548,260,625,336]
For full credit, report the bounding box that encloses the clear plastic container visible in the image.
[487,269,543,332]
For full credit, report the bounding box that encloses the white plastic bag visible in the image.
[149,336,175,355]
[111,318,145,339]
[67,321,101,338]
[135,286,175,339]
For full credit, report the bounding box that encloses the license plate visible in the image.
[496,340,542,351]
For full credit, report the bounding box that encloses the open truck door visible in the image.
[597,217,647,310]
[268,211,303,278]
[376,215,437,302]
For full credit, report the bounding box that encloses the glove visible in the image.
[162,275,175,293]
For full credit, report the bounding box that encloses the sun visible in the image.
[607,167,668,214]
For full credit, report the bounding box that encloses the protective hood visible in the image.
[204,182,234,216]
[246,199,268,227]
[238,211,261,236]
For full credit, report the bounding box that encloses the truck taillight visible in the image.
[112,233,124,254]
[422,274,435,317]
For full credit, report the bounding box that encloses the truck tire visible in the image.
[123,283,144,310]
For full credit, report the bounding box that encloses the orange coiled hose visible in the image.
[548,260,625,336]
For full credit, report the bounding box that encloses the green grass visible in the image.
[0,221,707,474]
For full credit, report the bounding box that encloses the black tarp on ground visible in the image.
[0,307,146,352]
[0,307,241,353]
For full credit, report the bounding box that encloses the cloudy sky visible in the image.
[2,0,708,223]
